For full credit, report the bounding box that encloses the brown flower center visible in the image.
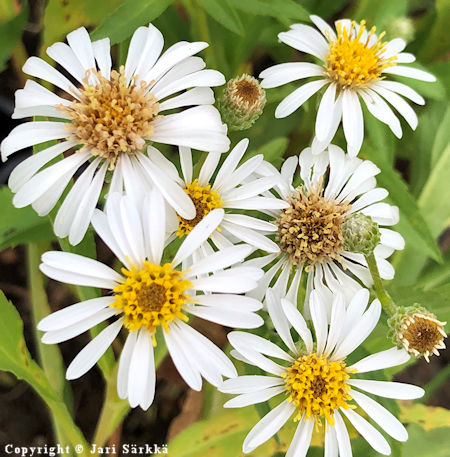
[57,66,160,169]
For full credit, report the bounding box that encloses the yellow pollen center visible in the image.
[111,262,191,341]
[277,186,350,269]
[177,179,223,237]
[326,20,396,89]
[283,353,352,425]
[57,66,160,169]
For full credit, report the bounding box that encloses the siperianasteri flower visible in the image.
[38,191,263,410]
[222,288,423,456]
[260,15,436,156]
[1,24,230,245]
[250,145,404,309]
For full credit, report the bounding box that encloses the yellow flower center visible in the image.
[283,353,352,425]
[277,186,350,269]
[57,66,160,169]
[177,179,223,237]
[112,262,191,341]
[325,20,396,90]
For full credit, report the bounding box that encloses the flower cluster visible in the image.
[1,14,446,457]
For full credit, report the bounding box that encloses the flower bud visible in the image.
[342,213,381,255]
[388,305,447,362]
[386,17,415,43]
[218,74,266,131]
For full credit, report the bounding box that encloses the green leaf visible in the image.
[402,424,450,457]
[0,186,54,250]
[198,0,244,36]
[244,137,288,167]
[0,291,90,455]
[431,105,450,167]
[42,0,122,49]
[228,0,309,22]
[419,144,450,238]
[365,149,442,262]
[352,0,407,29]
[91,0,175,44]
[0,4,27,72]
[400,404,450,431]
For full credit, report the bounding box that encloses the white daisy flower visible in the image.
[37,191,263,410]
[222,288,424,455]
[1,24,230,245]
[260,15,436,156]
[151,138,288,258]
[251,145,404,308]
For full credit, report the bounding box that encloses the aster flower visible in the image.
[260,15,436,156]
[1,24,230,245]
[152,138,287,258]
[37,191,263,410]
[222,288,423,455]
[250,145,404,308]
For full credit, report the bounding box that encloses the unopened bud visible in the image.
[218,74,266,131]
[342,213,381,255]
[388,305,447,362]
[386,17,415,43]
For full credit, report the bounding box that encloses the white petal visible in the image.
[334,410,352,457]
[220,222,279,253]
[164,325,202,390]
[382,65,436,82]
[172,209,224,267]
[40,251,122,288]
[324,426,338,457]
[243,401,295,453]
[341,408,390,455]
[342,90,364,156]
[128,329,154,408]
[213,138,249,189]
[46,42,86,83]
[332,299,381,360]
[195,294,262,315]
[383,38,406,58]
[224,386,285,408]
[348,379,424,399]
[159,87,214,111]
[38,296,115,331]
[220,375,283,394]
[286,418,314,457]
[349,347,410,373]
[310,14,336,40]
[1,122,68,160]
[315,83,337,141]
[189,306,263,329]
[179,146,192,184]
[42,307,118,343]
[218,155,264,194]
[260,62,324,88]
[324,292,345,356]
[266,289,296,353]
[279,26,328,60]
[275,80,328,118]
[66,27,96,74]
[223,214,277,232]
[309,290,328,355]
[373,80,424,105]
[92,38,111,80]
[146,189,166,265]
[117,331,137,399]
[350,389,408,441]
[66,319,123,380]
[380,228,405,250]
[198,152,221,186]
[281,298,313,352]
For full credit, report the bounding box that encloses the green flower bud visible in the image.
[388,305,447,362]
[386,17,415,43]
[218,74,266,131]
[341,213,381,255]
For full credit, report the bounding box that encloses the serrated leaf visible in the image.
[0,5,27,72]
[0,186,54,250]
[91,0,175,44]
[198,0,244,36]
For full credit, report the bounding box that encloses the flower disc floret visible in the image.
[283,353,352,424]
[177,179,223,236]
[58,66,160,168]
[112,262,191,338]
[326,20,395,90]
[277,186,350,268]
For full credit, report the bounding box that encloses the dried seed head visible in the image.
[276,185,351,269]
[389,305,447,362]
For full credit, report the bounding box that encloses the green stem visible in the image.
[27,243,74,451]
[419,363,450,403]
[365,251,397,316]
